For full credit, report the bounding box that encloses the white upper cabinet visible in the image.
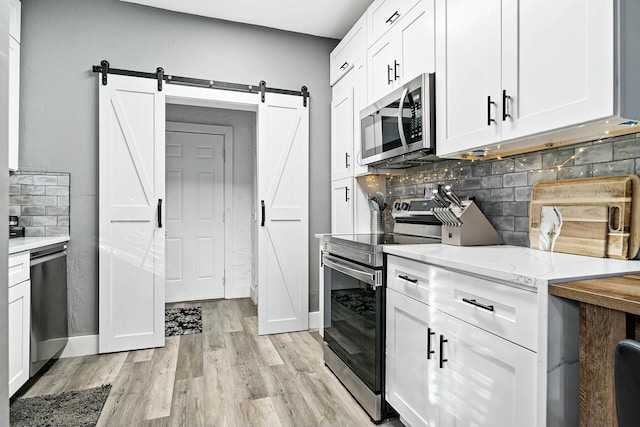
[9,0,21,42]
[331,73,355,181]
[8,0,20,171]
[434,0,502,154]
[436,0,627,158]
[500,0,612,142]
[330,15,366,86]
[367,0,422,46]
[368,0,435,102]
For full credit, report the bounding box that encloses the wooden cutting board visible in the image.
[529,175,640,259]
[530,205,608,257]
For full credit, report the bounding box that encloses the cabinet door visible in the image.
[331,178,354,234]
[330,15,366,86]
[367,31,399,103]
[9,280,30,396]
[352,59,370,177]
[8,36,19,171]
[331,75,354,181]
[435,0,502,157]
[386,288,439,427]
[437,311,537,427]
[398,0,435,82]
[368,0,422,45]
[8,0,20,42]
[501,0,613,141]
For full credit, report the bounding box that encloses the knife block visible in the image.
[440,201,504,246]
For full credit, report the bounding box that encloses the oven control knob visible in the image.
[393,202,401,210]
[401,202,409,210]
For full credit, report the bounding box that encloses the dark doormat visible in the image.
[10,384,111,427]
[165,306,202,336]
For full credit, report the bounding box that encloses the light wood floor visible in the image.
[18,298,403,427]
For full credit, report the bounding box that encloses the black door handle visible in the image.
[439,335,448,368]
[261,200,265,227]
[386,10,400,24]
[487,95,496,126]
[387,65,393,85]
[502,89,511,121]
[394,60,400,81]
[157,199,162,228]
[462,297,495,312]
[427,328,435,359]
[398,274,418,284]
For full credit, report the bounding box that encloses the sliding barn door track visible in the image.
[92,59,309,106]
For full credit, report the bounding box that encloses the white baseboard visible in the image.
[60,334,99,358]
[308,311,320,329]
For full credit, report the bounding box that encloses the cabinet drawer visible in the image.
[367,0,421,46]
[330,15,366,86]
[8,252,29,288]
[431,266,538,352]
[387,255,434,304]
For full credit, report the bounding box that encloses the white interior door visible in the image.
[98,75,165,353]
[257,93,309,335]
[165,124,226,302]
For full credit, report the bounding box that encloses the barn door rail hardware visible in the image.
[92,60,310,106]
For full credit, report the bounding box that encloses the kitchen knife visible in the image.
[444,185,464,209]
[432,189,451,207]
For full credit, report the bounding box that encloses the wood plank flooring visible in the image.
[17,298,403,427]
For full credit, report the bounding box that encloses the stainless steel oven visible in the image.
[322,237,386,422]
[322,232,440,423]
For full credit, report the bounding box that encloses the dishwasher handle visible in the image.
[30,250,66,267]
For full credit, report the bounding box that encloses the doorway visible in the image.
[165,122,233,302]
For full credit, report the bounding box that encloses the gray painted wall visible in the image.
[0,0,9,419]
[20,0,335,336]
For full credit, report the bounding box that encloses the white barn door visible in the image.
[257,93,309,335]
[98,75,165,353]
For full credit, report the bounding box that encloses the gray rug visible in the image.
[10,384,111,427]
[165,306,202,336]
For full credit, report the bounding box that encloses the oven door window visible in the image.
[324,264,382,392]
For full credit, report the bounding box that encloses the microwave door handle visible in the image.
[398,87,409,150]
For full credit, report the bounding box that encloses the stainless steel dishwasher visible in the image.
[30,243,68,376]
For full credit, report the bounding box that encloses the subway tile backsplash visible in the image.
[386,133,640,247]
[9,171,70,237]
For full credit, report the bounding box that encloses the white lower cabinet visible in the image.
[386,255,537,427]
[438,310,537,427]
[387,288,440,427]
[8,280,30,396]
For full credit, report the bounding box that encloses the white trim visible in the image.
[165,122,234,301]
[250,284,258,304]
[60,334,99,358]
[308,311,320,329]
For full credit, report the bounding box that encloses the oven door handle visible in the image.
[322,254,382,288]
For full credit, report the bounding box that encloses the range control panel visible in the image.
[392,198,438,218]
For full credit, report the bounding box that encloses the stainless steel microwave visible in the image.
[360,73,435,167]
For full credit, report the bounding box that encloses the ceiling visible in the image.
[120,0,374,39]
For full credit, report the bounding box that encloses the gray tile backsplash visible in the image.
[9,171,71,237]
[386,133,640,246]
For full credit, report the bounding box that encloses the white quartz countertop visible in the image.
[384,244,640,289]
[9,236,70,254]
